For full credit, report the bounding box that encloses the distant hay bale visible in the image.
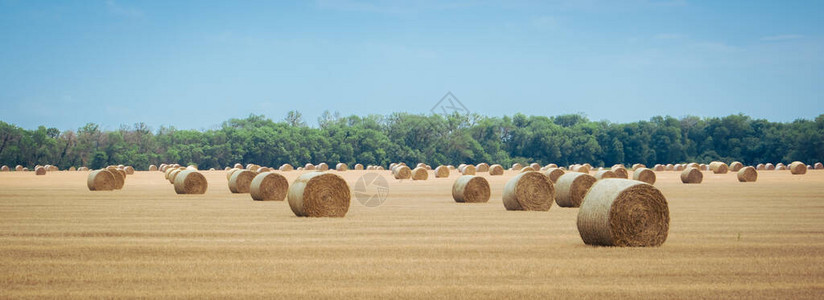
[756,163,765,170]
[594,170,618,180]
[224,167,230,171]
[35,166,46,175]
[393,165,411,179]
[411,167,428,180]
[737,166,758,182]
[22,167,28,171]
[452,175,491,203]
[111,169,126,189]
[530,163,541,171]
[304,163,316,170]
[375,166,384,170]
[354,164,364,170]
[555,172,596,208]
[390,163,398,170]
[209,168,215,171]
[699,164,708,171]
[680,168,703,184]
[159,165,168,172]
[665,164,674,171]
[489,164,504,176]
[653,164,664,171]
[511,163,523,171]
[165,167,176,179]
[674,164,685,171]
[124,166,135,175]
[502,172,554,211]
[543,168,565,183]
[458,163,467,171]
[765,163,775,170]
[336,163,348,171]
[149,165,158,171]
[233,163,243,169]
[317,163,329,171]
[610,167,629,179]
[1,165,8,172]
[250,172,288,201]
[815,162,823,170]
[520,167,535,173]
[572,165,590,173]
[546,163,558,169]
[297,167,304,170]
[632,168,656,185]
[577,179,669,247]
[709,161,728,174]
[229,170,256,193]
[447,165,455,170]
[729,162,743,172]
[287,172,350,217]
[168,168,183,184]
[789,161,807,175]
[257,167,272,173]
[78,167,89,171]
[246,164,256,170]
[416,163,426,169]
[279,164,294,171]
[226,168,240,180]
[69,166,76,171]
[631,163,646,170]
[87,169,116,191]
[174,170,208,194]
[48,165,58,171]
[15,165,23,171]
[461,165,476,175]
[476,163,490,172]
[776,164,786,171]
[434,165,450,178]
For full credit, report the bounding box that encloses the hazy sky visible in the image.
[1,0,822,131]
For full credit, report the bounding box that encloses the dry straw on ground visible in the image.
[452,175,491,203]
[393,165,411,179]
[174,170,208,194]
[336,163,348,171]
[632,168,656,184]
[228,170,256,193]
[577,179,669,247]
[790,161,807,175]
[434,165,450,178]
[737,166,758,182]
[502,172,554,211]
[488,164,504,176]
[287,172,350,217]
[555,172,597,208]
[543,168,565,183]
[461,164,476,175]
[594,170,617,180]
[475,163,490,172]
[680,168,703,184]
[250,172,288,201]
[709,162,728,174]
[87,169,116,191]
[35,167,46,175]
[411,167,428,180]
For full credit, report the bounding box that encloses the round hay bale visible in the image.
[776,165,786,171]
[411,167,428,180]
[168,168,182,184]
[709,161,728,174]
[304,163,316,170]
[461,165,476,175]
[233,163,243,169]
[68,166,76,171]
[22,167,28,171]
[756,163,765,170]
[632,168,656,185]
[699,164,708,171]
[279,164,294,171]
[815,162,823,170]
[594,170,618,180]
[447,165,455,170]
[737,166,757,182]
[653,164,664,172]
[393,165,411,179]
[572,165,591,173]
[87,169,116,191]
[435,165,450,178]
[317,163,329,171]
[15,165,23,171]
[229,170,256,193]
[1,165,8,172]
[354,164,364,170]
[165,167,176,179]
[502,172,554,211]
[488,164,504,176]
[457,164,467,171]
[546,163,558,169]
[729,162,743,172]
[223,167,230,171]
[389,163,398,170]
[78,167,89,171]
[674,164,685,171]
[245,164,256,170]
[250,172,288,201]
[530,163,541,171]
[789,161,807,175]
[257,167,271,173]
[174,170,208,194]
[149,165,158,171]
[226,168,240,180]
[765,163,775,170]
[209,168,215,171]
[416,163,426,169]
[475,163,490,172]
[511,163,523,171]
[35,166,47,175]
[665,164,674,171]
[577,179,669,247]
[124,166,135,175]
[297,167,304,170]
[611,167,629,179]
[287,172,350,217]
[111,169,126,189]
[336,163,348,171]
[159,165,168,172]
[680,168,703,184]
[185,165,197,171]
[375,166,384,170]
[452,175,490,203]
[543,168,565,183]
[555,172,597,208]
[520,167,535,173]
[631,163,646,170]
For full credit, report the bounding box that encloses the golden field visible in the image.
[1,168,823,298]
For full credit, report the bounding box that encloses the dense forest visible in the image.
[1,112,822,170]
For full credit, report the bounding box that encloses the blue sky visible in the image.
[1,0,822,131]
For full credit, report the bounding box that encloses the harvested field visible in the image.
[1,169,823,298]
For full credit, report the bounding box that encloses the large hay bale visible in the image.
[393,165,411,179]
[304,163,316,170]
[111,169,126,189]
[555,172,596,208]
[354,164,364,170]
[631,163,646,170]
[15,165,23,171]
[789,161,807,175]
[610,166,629,179]
[815,162,823,170]
[594,170,617,180]
[765,163,775,170]
[336,163,348,171]
[87,169,116,191]
[632,168,656,185]
[475,163,490,172]
[737,166,758,182]
[279,164,294,171]
[435,165,450,178]
[124,166,135,175]
[228,170,256,193]
[502,172,554,211]
[729,161,743,172]
[543,168,565,183]
[250,172,288,201]
[35,166,47,175]
[287,172,350,217]
[452,175,490,203]
[461,164,476,175]
[489,164,504,176]
[680,168,703,184]
[709,161,728,174]
[174,170,208,194]
[411,167,428,180]
[577,179,669,247]
[225,168,240,180]
[149,165,158,171]
[317,163,329,171]
[1,165,8,172]
[511,163,523,171]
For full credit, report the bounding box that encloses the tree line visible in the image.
[1,112,822,170]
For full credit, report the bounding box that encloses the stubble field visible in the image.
[1,168,823,298]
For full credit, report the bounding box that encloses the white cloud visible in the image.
[106,0,143,18]
[760,34,803,41]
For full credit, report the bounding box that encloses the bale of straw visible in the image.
[297,167,304,170]
[572,165,591,173]
[543,168,565,183]
[1,165,8,172]
[250,172,288,201]
[776,165,786,171]
[87,169,116,191]
[69,166,76,171]
[680,168,703,184]
[520,167,535,173]
[729,162,743,172]
[674,164,685,171]
[149,165,158,171]
[434,165,450,178]
[232,163,242,169]
[546,163,558,168]
[15,165,23,171]
[709,161,728,174]
[447,165,455,170]
[452,175,490,203]
[209,168,215,171]
[317,163,329,171]
[411,167,428,180]
[765,163,775,170]
[226,168,240,180]
[594,170,618,180]
[555,172,597,208]
[458,164,467,171]
[78,167,89,171]
[476,163,490,172]
[756,163,765,170]
[245,164,256,170]
[111,169,126,189]
[737,166,757,182]
[502,172,554,211]
[168,168,183,184]
[416,163,426,169]
[35,166,47,175]
[354,164,364,170]
[511,163,523,171]
[815,162,823,170]
[577,179,669,247]
[699,164,708,171]
[611,167,629,179]
[224,167,230,171]
[390,163,398,170]
[279,164,294,171]
[304,163,316,170]
[665,164,674,171]
[631,163,646,170]
[229,170,256,193]
[287,172,350,217]
[336,163,348,171]
[632,168,656,184]
[22,167,28,171]
[159,165,168,172]
[375,166,384,170]
[173,170,208,194]
[257,167,271,173]
[461,165,476,175]
[530,163,541,171]
[653,164,664,171]
[393,165,411,179]
[124,166,135,175]
[789,161,807,175]
[489,164,504,176]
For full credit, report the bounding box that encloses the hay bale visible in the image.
[611,167,629,179]
[546,163,558,169]
[543,168,565,183]
[304,163,316,170]
[530,163,541,171]
[502,172,554,211]
[416,163,426,169]
[111,169,126,189]
[653,164,664,171]
[411,167,428,180]
[632,168,656,184]
[124,166,135,175]
[87,169,116,191]
[1,165,8,172]
[489,164,504,176]
[435,165,450,178]
[765,163,775,170]
[257,167,272,173]
[594,170,618,180]
[680,168,703,184]
[577,179,669,247]
[174,170,208,194]
[709,161,728,174]
[815,162,823,170]
[447,165,455,170]
[336,163,348,171]
[699,164,708,171]
[15,165,23,171]
[555,172,597,208]
[756,163,765,170]
[250,172,288,201]
[737,166,758,182]
[225,168,240,180]
[22,167,28,171]
[789,161,807,175]
[276,164,292,171]
[245,164,256,170]
[729,161,743,172]
[35,166,47,175]
[149,165,157,171]
[229,170,256,193]
[457,164,467,171]
[287,172,350,217]
[375,166,384,170]
[168,168,183,184]
[511,163,523,171]
[476,163,490,172]
[665,164,674,171]
[631,163,646,170]
[776,165,786,171]
[572,165,591,173]
[354,164,364,170]
[78,167,89,171]
[452,175,490,203]
[68,166,76,171]
[209,168,215,171]
[317,163,329,171]
[674,164,685,171]
[461,165,476,175]
[393,165,411,179]
[520,167,535,173]
[297,167,304,170]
